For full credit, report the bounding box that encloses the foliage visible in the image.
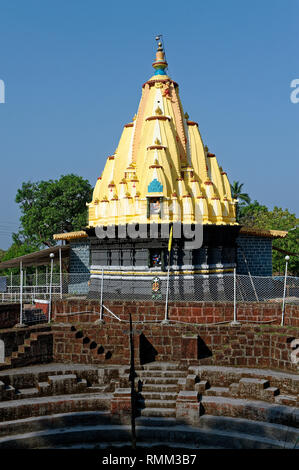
[230,181,251,221]
[239,202,299,275]
[0,249,5,262]
[14,174,93,248]
[0,241,39,275]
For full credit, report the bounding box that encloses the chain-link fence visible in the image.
[0,272,298,304]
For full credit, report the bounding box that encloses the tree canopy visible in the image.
[14,174,93,248]
[230,181,251,221]
[239,201,299,275]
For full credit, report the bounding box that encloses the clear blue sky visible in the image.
[0,0,298,249]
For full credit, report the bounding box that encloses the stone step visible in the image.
[239,378,270,390]
[141,383,178,392]
[262,387,280,401]
[201,396,299,428]
[139,391,178,401]
[142,362,180,371]
[0,392,112,423]
[141,377,180,385]
[205,387,230,397]
[194,381,209,393]
[0,422,295,450]
[275,395,298,406]
[37,382,50,395]
[137,371,186,378]
[86,385,107,393]
[138,407,176,418]
[15,388,39,399]
[137,398,176,409]
[135,416,177,427]
[13,346,30,356]
[0,411,112,437]
[2,385,15,400]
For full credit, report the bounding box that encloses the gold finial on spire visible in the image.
[153,35,168,75]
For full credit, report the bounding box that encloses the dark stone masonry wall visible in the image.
[0,304,20,329]
[68,239,90,294]
[236,235,272,276]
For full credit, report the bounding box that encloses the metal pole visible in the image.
[163,227,173,324]
[281,256,289,327]
[20,268,23,325]
[231,268,239,325]
[99,268,104,322]
[48,254,54,323]
[59,247,62,299]
[129,312,136,450]
[164,264,170,323]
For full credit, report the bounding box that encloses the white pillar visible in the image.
[48,253,54,323]
[231,268,239,325]
[281,256,290,326]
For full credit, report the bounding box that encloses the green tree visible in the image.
[239,204,299,275]
[14,174,93,248]
[0,249,5,261]
[230,181,251,221]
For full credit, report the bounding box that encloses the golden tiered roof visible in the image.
[87,41,237,227]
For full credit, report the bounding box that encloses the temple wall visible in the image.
[236,235,273,276]
[68,239,90,294]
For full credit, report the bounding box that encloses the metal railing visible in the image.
[0,271,298,326]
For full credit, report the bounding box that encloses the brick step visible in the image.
[141,377,180,385]
[275,395,298,406]
[135,416,177,427]
[142,362,180,371]
[137,398,176,409]
[194,380,210,393]
[137,371,186,378]
[15,388,39,399]
[25,331,52,344]
[201,396,299,428]
[12,346,30,357]
[205,387,230,397]
[0,422,295,450]
[0,392,112,423]
[138,407,176,418]
[86,385,107,393]
[37,382,50,395]
[141,383,178,392]
[139,391,178,401]
[239,378,270,389]
[263,387,280,401]
[1,385,15,400]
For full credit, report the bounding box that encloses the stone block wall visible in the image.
[52,301,299,373]
[52,299,299,327]
[236,235,272,276]
[68,240,90,294]
[0,304,20,329]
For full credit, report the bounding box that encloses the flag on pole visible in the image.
[168,225,173,253]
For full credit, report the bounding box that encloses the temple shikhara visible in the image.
[85,40,240,298]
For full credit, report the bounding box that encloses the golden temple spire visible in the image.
[87,40,237,228]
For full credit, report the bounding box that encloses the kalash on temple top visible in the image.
[87,39,238,228]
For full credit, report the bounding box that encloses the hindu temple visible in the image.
[85,40,240,299]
